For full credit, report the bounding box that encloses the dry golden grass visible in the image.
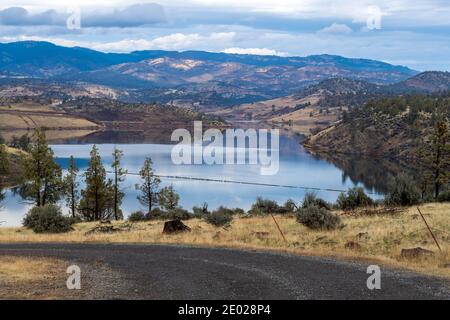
[214,93,341,135]
[215,95,319,119]
[0,256,69,299]
[0,129,99,143]
[0,256,62,283]
[0,102,55,112]
[0,203,449,278]
[4,145,27,156]
[0,102,99,131]
[0,113,97,130]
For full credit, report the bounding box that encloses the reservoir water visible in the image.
[0,135,382,227]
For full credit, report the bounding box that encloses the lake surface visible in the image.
[0,135,382,227]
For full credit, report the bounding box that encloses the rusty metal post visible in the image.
[417,207,442,253]
[270,213,287,244]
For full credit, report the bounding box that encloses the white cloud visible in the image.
[92,32,236,52]
[1,0,449,27]
[222,47,289,56]
[319,23,352,34]
[1,1,449,71]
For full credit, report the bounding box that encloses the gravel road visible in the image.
[0,243,448,300]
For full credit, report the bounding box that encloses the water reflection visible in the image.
[311,151,414,194]
[0,135,385,227]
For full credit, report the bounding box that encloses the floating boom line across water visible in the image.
[104,170,375,194]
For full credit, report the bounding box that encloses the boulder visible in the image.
[400,247,434,259]
[163,219,191,234]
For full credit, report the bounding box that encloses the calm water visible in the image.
[0,135,382,227]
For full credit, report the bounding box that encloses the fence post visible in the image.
[270,213,287,244]
[417,207,442,253]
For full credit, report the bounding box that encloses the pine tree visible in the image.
[79,145,114,221]
[111,148,127,220]
[136,157,160,216]
[0,143,9,176]
[22,129,62,206]
[419,120,450,199]
[63,156,79,218]
[429,121,450,198]
[159,185,180,212]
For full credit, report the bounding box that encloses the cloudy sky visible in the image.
[0,0,449,71]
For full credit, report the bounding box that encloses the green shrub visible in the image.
[128,211,147,222]
[204,206,234,227]
[165,208,191,220]
[249,197,282,215]
[283,199,297,212]
[68,216,83,225]
[337,187,374,210]
[232,208,245,215]
[192,203,210,217]
[147,207,165,220]
[302,192,330,210]
[385,174,421,206]
[23,205,73,233]
[437,190,450,203]
[296,205,341,230]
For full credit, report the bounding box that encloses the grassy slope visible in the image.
[1,203,449,278]
[304,114,422,161]
[0,146,26,187]
[214,93,340,136]
[304,94,450,162]
[0,102,99,130]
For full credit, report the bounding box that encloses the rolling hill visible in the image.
[0,41,419,107]
[389,71,450,93]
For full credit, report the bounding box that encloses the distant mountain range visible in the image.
[0,41,420,104]
[1,41,449,109]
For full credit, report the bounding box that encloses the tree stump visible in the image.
[163,219,191,234]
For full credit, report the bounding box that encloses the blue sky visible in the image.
[0,0,449,71]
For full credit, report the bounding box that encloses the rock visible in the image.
[162,219,191,234]
[401,247,434,259]
[345,241,362,250]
